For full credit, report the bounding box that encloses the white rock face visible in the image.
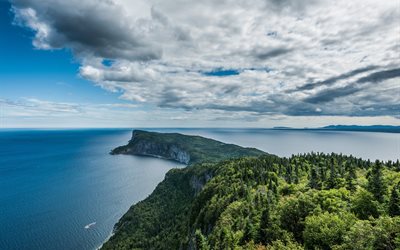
[113,131,191,164]
[132,140,190,164]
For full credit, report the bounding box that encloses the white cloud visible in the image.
[9,0,400,121]
[1,98,399,128]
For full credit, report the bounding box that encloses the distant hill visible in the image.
[273,125,400,133]
[321,125,400,133]
[111,130,266,165]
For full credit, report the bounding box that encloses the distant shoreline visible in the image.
[272,125,400,133]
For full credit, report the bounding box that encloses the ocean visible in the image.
[0,128,398,250]
[0,129,183,250]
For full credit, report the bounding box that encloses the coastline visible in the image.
[97,231,114,250]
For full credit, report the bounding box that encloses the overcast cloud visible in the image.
[10,0,400,122]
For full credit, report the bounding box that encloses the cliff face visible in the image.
[111,130,191,164]
[111,129,265,165]
[120,139,191,164]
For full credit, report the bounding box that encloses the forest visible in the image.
[102,150,400,250]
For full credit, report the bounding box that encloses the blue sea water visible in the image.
[0,129,183,250]
[0,128,399,250]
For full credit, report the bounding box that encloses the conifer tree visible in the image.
[259,207,272,245]
[294,163,300,184]
[285,165,292,184]
[346,163,357,192]
[309,165,321,190]
[367,160,386,202]
[327,158,338,189]
[388,182,400,217]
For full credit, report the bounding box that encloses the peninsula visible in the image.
[103,130,400,250]
[110,130,265,165]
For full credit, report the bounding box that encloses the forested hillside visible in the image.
[103,151,400,249]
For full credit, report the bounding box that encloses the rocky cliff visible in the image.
[111,130,191,164]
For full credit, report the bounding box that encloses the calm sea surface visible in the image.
[0,129,183,250]
[0,128,399,250]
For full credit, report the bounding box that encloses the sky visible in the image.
[0,0,399,128]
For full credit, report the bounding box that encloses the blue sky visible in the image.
[0,1,122,104]
[1,0,399,128]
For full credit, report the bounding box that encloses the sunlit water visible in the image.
[0,128,398,250]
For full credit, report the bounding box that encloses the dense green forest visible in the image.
[102,149,400,250]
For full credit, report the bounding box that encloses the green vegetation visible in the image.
[103,132,400,250]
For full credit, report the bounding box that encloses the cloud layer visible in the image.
[10,0,400,119]
[2,98,399,128]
